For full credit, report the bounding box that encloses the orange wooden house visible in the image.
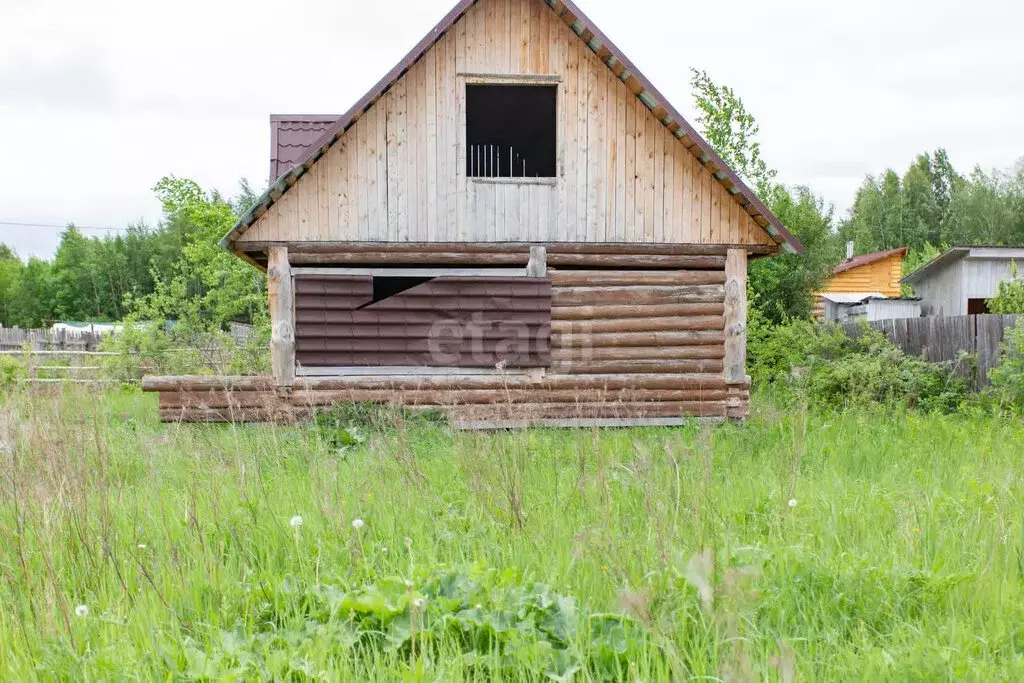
[814,247,914,321]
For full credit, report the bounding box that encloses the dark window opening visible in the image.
[466,84,556,178]
[967,298,990,315]
[362,276,434,308]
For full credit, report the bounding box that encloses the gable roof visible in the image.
[902,245,1024,284]
[832,247,907,276]
[221,0,803,254]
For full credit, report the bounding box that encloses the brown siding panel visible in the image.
[293,274,551,367]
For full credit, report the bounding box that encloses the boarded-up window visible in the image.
[293,274,551,368]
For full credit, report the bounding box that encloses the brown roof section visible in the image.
[223,0,803,255]
[833,247,907,275]
[269,116,338,185]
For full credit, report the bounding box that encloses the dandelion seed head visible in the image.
[290,515,304,528]
[788,499,797,508]
[75,605,89,618]
[404,536,413,548]
[352,518,365,530]
[413,598,425,608]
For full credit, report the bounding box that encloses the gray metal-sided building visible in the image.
[903,246,1024,316]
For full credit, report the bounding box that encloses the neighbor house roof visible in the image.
[832,247,907,276]
[820,292,888,304]
[220,0,804,255]
[902,246,1024,284]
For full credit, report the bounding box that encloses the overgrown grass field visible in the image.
[2,388,1024,680]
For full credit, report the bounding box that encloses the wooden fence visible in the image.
[841,314,1023,387]
[0,327,104,351]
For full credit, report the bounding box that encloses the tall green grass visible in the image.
[1,388,1023,680]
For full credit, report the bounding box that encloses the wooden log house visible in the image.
[143,0,804,427]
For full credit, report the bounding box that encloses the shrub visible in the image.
[988,321,1024,412]
[99,321,270,383]
[0,355,26,389]
[988,261,1024,314]
[748,316,969,412]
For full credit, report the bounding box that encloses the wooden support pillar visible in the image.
[267,246,295,389]
[527,246,548,277]
[723,248,747,385]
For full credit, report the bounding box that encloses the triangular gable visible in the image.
[221,0,803,254]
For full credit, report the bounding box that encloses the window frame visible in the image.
[458,73,562,186]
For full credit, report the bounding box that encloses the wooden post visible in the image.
[267,246,295,389]
[526,246,547,277]
[723,248,747,384]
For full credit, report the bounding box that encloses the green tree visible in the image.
[689,68,838,323]
[988,262,1024,314]
[0,245,23,326]
[129,176,267,331]
[689,68,776,196]
[6,258,55,327]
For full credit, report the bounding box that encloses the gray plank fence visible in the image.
[841,314,1023,388]
[0,327,104,351]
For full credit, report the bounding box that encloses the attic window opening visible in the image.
[466,84,556,178]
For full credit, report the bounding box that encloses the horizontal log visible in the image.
[552,285,724,306]
[551,345,724,361]
[236,241,780,257]
[551,303,724,320]
[548,270,725,286]
[551,315,723,334]
[142,375,277,392]
[290,252,528,265]
[310,373,725,391]
[157,387,731,411]
[144,372,728,394]
[159,406,305,423]
[552,330,725,348]
[447,401,727,420]
[546,255,725,269]
[553,359,724,374]
[290,388,729,406]
[159,390,287,409]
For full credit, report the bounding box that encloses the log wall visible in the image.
[144,245,752,426]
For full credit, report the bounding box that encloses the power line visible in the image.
[0,220,126,232]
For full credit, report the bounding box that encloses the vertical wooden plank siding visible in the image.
[236,0,778,249]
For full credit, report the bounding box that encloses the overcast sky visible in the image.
[2,0,1022,258]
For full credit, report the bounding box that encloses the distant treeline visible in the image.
[1,142,1023,331]
[0,177,266,330]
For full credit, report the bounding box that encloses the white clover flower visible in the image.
[75,604,89,618]
[413,598,425,608]
[788,499,797,508]
[352,518,365,530]
[404,537,413,547]
[381,547,388,554]
[475,603,483,610]
[405,579,414,588]
[290,515,304,528]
